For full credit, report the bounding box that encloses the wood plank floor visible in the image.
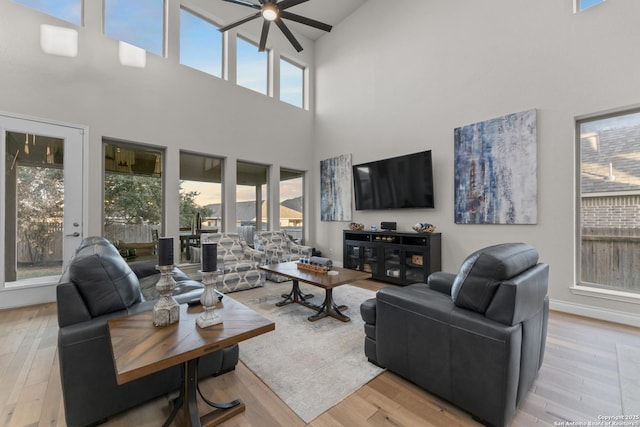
[1,280,639,427]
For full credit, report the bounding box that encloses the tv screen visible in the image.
[353,150,434,210]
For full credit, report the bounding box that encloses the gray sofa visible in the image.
[56,237,239,427]
[360,243,549,427]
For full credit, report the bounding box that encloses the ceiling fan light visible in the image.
[262,4,278,21]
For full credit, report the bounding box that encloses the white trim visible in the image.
[550,297,640,328]
[571,284,640,304]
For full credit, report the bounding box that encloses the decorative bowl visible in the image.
[412,222,436,233]
[349,222,365,231]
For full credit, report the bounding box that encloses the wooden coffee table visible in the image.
[108,298,274,427]
[259,262,371,322]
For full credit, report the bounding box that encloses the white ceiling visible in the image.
[219,0,369,41]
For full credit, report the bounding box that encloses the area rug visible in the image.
[616,344,640,416]
[231,281,384,423]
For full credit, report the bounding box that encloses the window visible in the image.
[104,0,164,56]
[575,0,605,12]
[103,140,163,253]
[237,37,268,95]
[179,152,223,263]
[280,57,304,108]
[280,169,305,243]
[237,161,269,246]
[180,8,222,78]
[13,0,82,26]
[578,109,640,294]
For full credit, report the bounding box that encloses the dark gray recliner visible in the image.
[57,237,239,427]
[360,243,549,427]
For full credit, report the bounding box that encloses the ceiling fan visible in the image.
[219,0,333,52]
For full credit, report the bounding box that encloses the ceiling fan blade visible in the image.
[280,11,332,32]
[277,0,309,10]
[259,20,271,51]
[275,19,303,52]
[219,11,262,32]
[221,0,262,9]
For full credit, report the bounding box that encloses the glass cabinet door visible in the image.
[362,245,377,274]
[344,243,362,270]
[405,249,426,283]
[383,247,402,280]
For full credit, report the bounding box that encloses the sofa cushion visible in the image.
[69,240,141,317]
[451,243,538,314]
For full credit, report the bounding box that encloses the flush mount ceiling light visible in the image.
[219,0,332,52]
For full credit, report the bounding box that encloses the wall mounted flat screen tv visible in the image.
[353,150,434,210]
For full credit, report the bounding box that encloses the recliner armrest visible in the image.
[427,272,457,295]
[57,282,92,327]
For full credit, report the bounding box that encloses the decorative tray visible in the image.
[296,263,330,274]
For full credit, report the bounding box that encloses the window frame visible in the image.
[13,0,83,26]
[575,106,640,302]
[574,0,606,13]
[179,7,223,78]
[279,55,305,109]
[103,0,166,57]
[236,36,269,95]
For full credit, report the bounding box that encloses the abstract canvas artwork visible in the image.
[454,109,537,224]
[320,154,352,222]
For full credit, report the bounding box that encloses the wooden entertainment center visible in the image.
[343,230,441,286]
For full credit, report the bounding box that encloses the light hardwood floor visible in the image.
[1,280,639,427]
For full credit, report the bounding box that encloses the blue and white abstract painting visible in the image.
[454,109,537,224]
[320,154,352,222]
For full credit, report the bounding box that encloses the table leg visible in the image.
[276,280,315,308]
[308,288,350,322]
[163,359,245,427]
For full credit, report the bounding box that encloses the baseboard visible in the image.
[0,283,57,311]
[550,299,640,328]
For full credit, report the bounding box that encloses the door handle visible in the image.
[66,232,80,237]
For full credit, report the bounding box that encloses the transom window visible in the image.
[575,0,605,12]
[280,57,304,109]
[13,0,82,26]
[104,0,165,56]
[578,109,640,294]
[237,37,268,95]
[180,8,222,78]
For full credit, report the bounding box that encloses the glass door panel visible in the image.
[362,245,377,274]
[2,116,84,287]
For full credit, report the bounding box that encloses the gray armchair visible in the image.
[360,243,549,427]
[256,230,313,282]
[200,232,266,293]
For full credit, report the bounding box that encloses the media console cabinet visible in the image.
[343,230,441,286]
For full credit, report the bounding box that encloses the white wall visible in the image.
[312,0,640,325]
[0,0,315,307]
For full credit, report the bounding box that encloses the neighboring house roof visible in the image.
[581,123,640,194]
[204,198,302,222]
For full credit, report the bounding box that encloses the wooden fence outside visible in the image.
[17,223,158,263]
[581,227,640,292]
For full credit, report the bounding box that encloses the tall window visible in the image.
[103,140,163,253]
[104,0,164,56]
[575,0,605,12]
[179,152,223,263]
[578,109,640,294]
[237,161,268,246]
[280,57,304,108]
[180,8,222,78]
[13,0,82,26]
[280,169,304,243]
[237,37,268,95]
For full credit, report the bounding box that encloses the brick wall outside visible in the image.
[581,195,640,229]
